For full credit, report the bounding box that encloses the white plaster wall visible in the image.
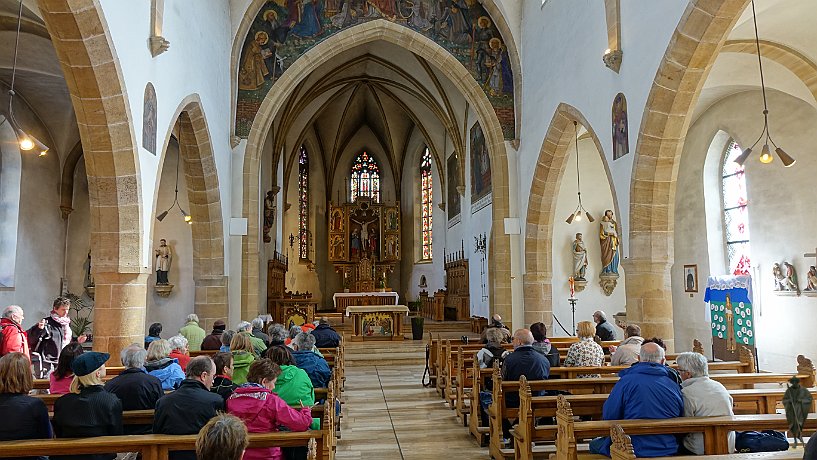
[99,0,233,273]
[550,137,626,337]
[146,140,195,337]
[674,90,817,372]
[64,160,93,320]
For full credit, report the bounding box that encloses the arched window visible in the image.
[350,152,380,203]
[722,140,751,275]
[420,148,433,260]
[298,146,308,260]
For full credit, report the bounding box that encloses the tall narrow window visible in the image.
[722,140,751,275]
[298,146,308,260]
[420,148,433,260]
[350,151,380,202]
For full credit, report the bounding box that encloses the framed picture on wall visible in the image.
[684,264,698,293]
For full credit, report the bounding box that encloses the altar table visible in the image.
[333,291,398,313]
[345,305,409,342]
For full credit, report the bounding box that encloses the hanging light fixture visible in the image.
[566,121,594,224]
[156,145,191,224]
[733,0,795,168]
[4,0,48,156]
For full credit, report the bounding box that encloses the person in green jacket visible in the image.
[236,322,267,356]
[230,333,256,385]
[266,345,320,430]
[179,314,206,352]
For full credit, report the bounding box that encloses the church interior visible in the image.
[1,0,817,457]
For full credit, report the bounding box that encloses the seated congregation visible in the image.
[0,301,344,460]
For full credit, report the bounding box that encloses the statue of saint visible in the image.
[154,239,172,285]
[572,233,588,280]
[263,191,275,243]
[599,209,620,275]
[806,266,817,291]
[350,229,361,259]
[773,263,784,290]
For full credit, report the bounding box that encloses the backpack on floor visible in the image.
[735,430,789,453]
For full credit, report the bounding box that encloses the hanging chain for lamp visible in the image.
[733,0,795,167]
[566,121,595,224]
[156,134,192,224]
[3,0,48,156]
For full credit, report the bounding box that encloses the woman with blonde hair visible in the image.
[53,352,122,460]
[0,352,52,456]
[230,333,256,385]
[563,320,605,377]
[145,338,185,390]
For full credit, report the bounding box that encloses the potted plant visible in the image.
[65,292,93,341]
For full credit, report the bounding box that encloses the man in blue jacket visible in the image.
[292,332,331,388]
[589,342,683,457]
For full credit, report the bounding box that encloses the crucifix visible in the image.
[804,248,817,291]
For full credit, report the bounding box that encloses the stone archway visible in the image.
[152,95,227,330]
[628,0,750,349]
[37,0,146,360]
[239,20,513,325]
[523,103,616,329]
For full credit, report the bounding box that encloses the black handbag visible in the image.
[735,430,790,453]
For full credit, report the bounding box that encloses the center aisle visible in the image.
[335,346,489,459]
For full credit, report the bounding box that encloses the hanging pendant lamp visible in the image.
[566,121,595,224]
[156,142,191,224]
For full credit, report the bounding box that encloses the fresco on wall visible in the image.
[143,83,157,155]
[612,92,629,160]
[236,0,515,139]
[470,121,491,204]
[447,153,461,220]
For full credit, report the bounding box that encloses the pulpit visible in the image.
[268,290,317,327]
[345,305,409,341]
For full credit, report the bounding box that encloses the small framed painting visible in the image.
[684,264,698,293]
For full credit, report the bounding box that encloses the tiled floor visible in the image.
[336,364,490,460]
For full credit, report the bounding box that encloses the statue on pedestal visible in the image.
[805,266,817,291]
[154,239,172,285]
[598,210,620,295]
[572,233,588,280]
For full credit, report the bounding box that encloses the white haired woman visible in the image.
[169,335,191,371]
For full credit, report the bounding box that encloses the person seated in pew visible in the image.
[593,310,617,341]
[477,327,508,369]
[0,352,52,459]
[530,322,560,367]
[49,342,84,395]
[251,317,271,347]
[195,413,249,460]
[588,342,683,457]
[311,317,342,348]
[286,325,301,348]
[266,345,320,430]
[168,335,191,371]
[564,321,605,377]
[805,435,817,460]
[104,344,163,435]
[211,351,238,402]
[145,339,185,390]
[503,329,551,407]
[292,332,331,389]
[144,322,162,349]
[480,314,512,344]
[237,321,267,356]
[53,352,123,460]
[267,323,288,347]
[179,313,206,352]
[227,359,314,460]
[642,337,683,386]
[676,351,735,455]
[153,356,224,460]
[230,333,257,385]
[610,324,644,366]
[220,329,235,352]
[201,319,226,351]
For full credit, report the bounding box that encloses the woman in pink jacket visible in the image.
[226,358,313,460]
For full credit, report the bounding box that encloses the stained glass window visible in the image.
[421,148,433,260]
[722,140,751,275]
[350,151,380,203]
[298,146,308,260]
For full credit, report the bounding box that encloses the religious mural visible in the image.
[143,83,157,155]
[470,121,491,204]
[236,0,515,138]
[447,153,461,220]
[612,92,629,160]
[362,312,394,337]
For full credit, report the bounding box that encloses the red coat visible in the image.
[169,350,190,372]
[0,318,30,359]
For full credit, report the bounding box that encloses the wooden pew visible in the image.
[550,396,817,460]
[608,425,803,460]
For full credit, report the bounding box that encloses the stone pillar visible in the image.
[522,272,554,332]
[91,272,149,365]
[622,258,675,350]
[195,275,229,331]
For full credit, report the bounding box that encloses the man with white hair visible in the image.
[676,352,735,454]
[179,313,206,351]
[236,321,266,355]
[480,313,511,344]
[104,343,163,434]
[250,317,270,347]
[589,342,683,457]
[292,332,331,388]
[0,305,29,358]
[593,310,616,341]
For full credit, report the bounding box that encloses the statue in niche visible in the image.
[154,239,172,285]
[773,262,799,292]
[263,190,275,243]
[599,210,620,275]
[805,266,817,291]
[572,233,588,280]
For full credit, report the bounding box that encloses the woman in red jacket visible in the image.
[226,358,313,460]
[0,305,29,358]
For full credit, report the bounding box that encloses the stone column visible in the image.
[91,272,149,365]
[522,272,554,332]
[622,258,675,350]
[195,275,229,331]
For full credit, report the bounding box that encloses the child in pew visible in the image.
[0,352,52,460]
[49,342,84,395]
[227,359,313,460]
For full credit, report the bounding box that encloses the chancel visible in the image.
[1,0,817,458]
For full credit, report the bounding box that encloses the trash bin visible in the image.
[411,316,424,340]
